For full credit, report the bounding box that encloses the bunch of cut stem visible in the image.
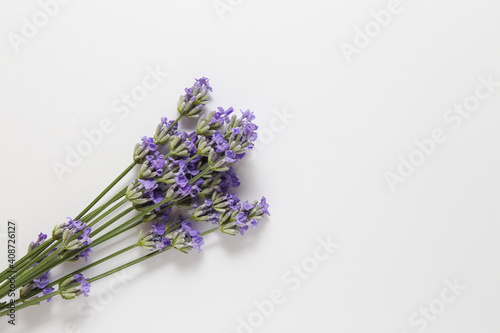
[0,115,222,317]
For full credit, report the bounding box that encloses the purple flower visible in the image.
[249,218,259,228]
[220,168,240,192]
[138,179,158,191]
[225,150,237,163]
[67,218,86,231]
[211,107,234,125]
[78,227,92,246]
[42,287,55,302]
[236,152,247,160]
[152,188,165,205]
[194,77,212,92]
[74,274,91,297]
[185,140,197,153]
[175,158,200,177]
[30,233,48,250]
[155,237,172,251]
[186,162,200,176]
[242,201,255,211]
[146,152,166,176]
[206,212,220,224]
[228,111,259,146]
[174,174,189,188]
[151,222,165,236]
[34,271,49,289]
[181,222,195,237]
[183,77,212,103]
[36,233,47,243]
[181,221,204,252]
[226,193,241,210]
[160,117,179,132]
[212,132,229,153]
[178,184,193,197]
[191,235,205,252]
[158,208,172,223]
[260,197,270,215]
[152,157,165,171]
[79,248,92,262]
[238,225,249,236]
[235,212,247,226]
[141,136,157,151]
[243,123,259,141]
[241,109,256,122]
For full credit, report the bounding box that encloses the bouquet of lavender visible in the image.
[0,78,269,319]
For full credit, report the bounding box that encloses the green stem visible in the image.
[170,115,183,131]
[81,188,127,223]
[0,116,186,288]
[0,239,54,284]
[0,290,60,317]
[0,247,163,317]
[3,226,221,311]
[1,152,219,300]
[75,162,136,220]
[14,247,65,290]
[89,207,135,238]
[200,227,220,237]
[2,198,130,293]
[4,199,161,296]
[14,159,217,289]
[87,226,220,284]
[49,244,138,290]
[87,198,128,228]
[0,244,138,309]
[87,246,173,283]
[0,165,133,286]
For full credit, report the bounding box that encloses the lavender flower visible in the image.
[42,287,55,302]
[154,117,180,145]
[192,199,220,224]
[52,217,87,240]
[33,271,49,289]
[212,131,229,153]
[0,77,270,317]
[213,193,270,236]
[67,218,86,231]
[77,228,92,246]
[134,136,157,163]
[138,227,172,252]
[197,107,234,136]
[28,232,48,253]
[165,219,204,253]
[219,168,240,192]
[127,179,159,206]
[169,133,198,157]
[74,274,91,297]
[177,77,212,118]
[79,247,92,262]
[60,274,91,299]
[139,152,166,179]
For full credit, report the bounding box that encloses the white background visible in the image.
[1,0,500,332]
